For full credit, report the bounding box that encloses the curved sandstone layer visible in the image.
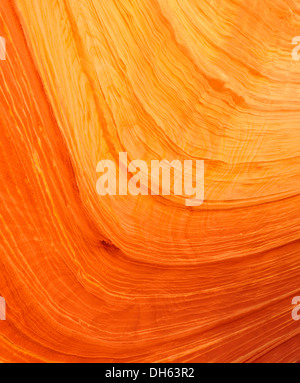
[0,0,300,362]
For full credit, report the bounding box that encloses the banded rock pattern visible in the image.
[0,0,300,362]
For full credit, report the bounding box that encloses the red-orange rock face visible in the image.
[0,0,300,362]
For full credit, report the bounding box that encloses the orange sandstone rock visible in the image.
[0,0,299,362]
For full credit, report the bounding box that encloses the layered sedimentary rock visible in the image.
[0,0,300,362]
